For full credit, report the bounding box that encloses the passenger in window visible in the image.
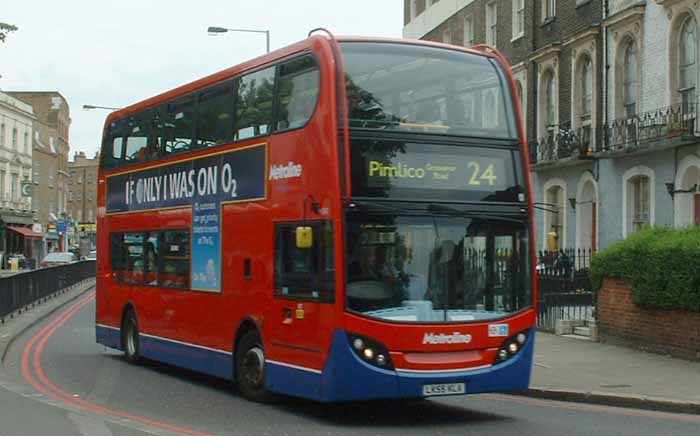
[144,243,158,285]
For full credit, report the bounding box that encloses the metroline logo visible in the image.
[269,162,303,180]
[422,332,473,345]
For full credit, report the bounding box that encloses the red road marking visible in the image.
[21,291,215,436]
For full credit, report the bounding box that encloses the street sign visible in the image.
[57,219,67,234]
[32,223,43,234]
[48,222,57,233]
[21,182,33,197]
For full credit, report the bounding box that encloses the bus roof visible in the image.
[104,34,497,129]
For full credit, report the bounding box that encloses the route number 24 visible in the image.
[467,162,497,186]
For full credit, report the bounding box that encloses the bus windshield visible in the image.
[345,208,531,323]
[341,42,517,139]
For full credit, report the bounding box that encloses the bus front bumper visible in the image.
[265,329,534,402]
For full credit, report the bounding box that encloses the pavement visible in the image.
[525,332,700,414]
[1,284,699,416]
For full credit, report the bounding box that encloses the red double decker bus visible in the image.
[96,32,537,402]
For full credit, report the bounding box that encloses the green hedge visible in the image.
[591,226,700,312]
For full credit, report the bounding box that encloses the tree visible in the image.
[0,23,18,43]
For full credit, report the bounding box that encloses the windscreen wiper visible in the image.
[426,203,526,224]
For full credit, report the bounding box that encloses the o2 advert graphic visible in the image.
[106,144,267,292]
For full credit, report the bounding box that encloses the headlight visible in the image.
[346,332,394,370]
[495,329,531,364]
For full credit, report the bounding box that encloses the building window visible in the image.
[442,27,452,44]
[0,170,5,196]
[544,0,556,21]
[0,124,5,147]
[513,0,525,39]
[12,128,17,149]
[543,70,557,143]
[464,16,474,47]
[543,182,566,250]
[679,15,697,106]
[623,166,654,237]
[630,176,650,233]
[580,55,593,146]
[486,2,498,47]
[623,39,638,118]
[23,132,28,154]
[581,56,593,120]
[11,174,18,200]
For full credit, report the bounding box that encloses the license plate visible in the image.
[422,382,466,396]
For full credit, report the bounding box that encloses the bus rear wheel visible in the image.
[235,331,272,402]
[122,309,141,364]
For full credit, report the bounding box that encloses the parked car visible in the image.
[40,252,77,268]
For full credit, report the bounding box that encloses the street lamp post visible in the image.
[207,26,270,53]
[82,104,120,111]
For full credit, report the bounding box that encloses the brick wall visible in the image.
[598,278,700,361]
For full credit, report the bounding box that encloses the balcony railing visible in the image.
[602,102,698,153]
[530,122,596,165]
[530,103,698,165]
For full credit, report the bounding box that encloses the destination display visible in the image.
[106,144,267,292]
[351,140,520,202]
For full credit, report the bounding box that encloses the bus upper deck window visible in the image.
[276,55,320,131]
[196,83,233,148]
[164,98,195,155]
[235,67,275,140]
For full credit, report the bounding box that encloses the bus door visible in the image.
[269,221,335,373]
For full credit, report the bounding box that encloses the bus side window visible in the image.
[235,66,275,140]
[159,230,190,289]
[196,82,234,148]
[101,121,125,170]
[124,114,152,164]
[275,55,320,131]
[164,97,196,156]
[111,232,145,284]
[274,221,335,302]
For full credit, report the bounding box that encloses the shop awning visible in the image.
[7,226,44,239]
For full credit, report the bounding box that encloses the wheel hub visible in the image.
[243,347,265,387]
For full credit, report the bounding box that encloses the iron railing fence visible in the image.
[530,103,698,165]
[530,123,598,165]
[0,261,96,321]
[536,249,594,332]
[602,102,698,153]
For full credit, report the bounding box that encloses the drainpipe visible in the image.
[602,0,609,155]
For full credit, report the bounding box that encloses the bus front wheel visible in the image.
[122,309,141,364]
[235,331,272,402]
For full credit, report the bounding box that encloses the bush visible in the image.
[591,226,700,312]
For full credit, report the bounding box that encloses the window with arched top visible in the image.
[623,40,638,118]
[581,56,593,120]
[545,72,556,141]
[679,15,697,106]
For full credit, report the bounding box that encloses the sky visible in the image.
[1,0,403,159]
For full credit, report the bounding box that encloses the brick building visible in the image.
[403,0,699,253]
[68,151,99,250]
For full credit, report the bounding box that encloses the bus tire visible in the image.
[122,309,141,364]
[235,331,272,402]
